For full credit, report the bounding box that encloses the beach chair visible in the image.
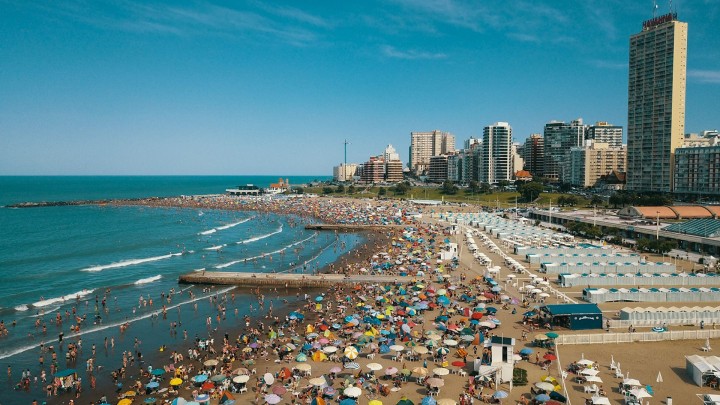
[238,386,248,394]
[614,369,624,379]
[702,342,712,352]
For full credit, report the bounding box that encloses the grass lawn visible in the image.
[302,185,592,210]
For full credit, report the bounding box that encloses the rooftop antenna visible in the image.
[653,0,658,18]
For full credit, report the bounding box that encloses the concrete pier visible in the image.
[179,271,413,288]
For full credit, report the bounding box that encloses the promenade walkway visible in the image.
[179,271,413,288]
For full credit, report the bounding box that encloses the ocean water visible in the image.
[0,176,360,402]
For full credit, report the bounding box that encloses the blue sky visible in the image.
[1,0,718,175]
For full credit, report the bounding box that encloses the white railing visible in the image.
[609,318,720,328]
[556,329,720,345]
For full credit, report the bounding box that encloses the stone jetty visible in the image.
[179,271,413,288]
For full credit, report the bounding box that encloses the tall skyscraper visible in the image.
[522,134,544,177]
[409,130,455,175]
[586,122,623,149]
[543,118,586,183]
[480,122,512,184]
[626,12,687,192]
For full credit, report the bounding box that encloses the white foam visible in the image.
[0,286,234,361]
[215,232,315,270]
[134,275,162,285]
[205,244,226,251]
[32,289,94,308]
[14,304,28,311]
[237,225,283,244]
[81,253,183,272]
[198,217,252,235]
[192,268,206,272]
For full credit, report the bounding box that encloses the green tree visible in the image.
[467,181,481,194]
[518,182,543,202]
[378,187,387,197]
[322,186,334,195]
[590,195,604,207]
[497,180,511,191]
[292,186,304,194]
[440,180,458,195]
[393,182,410,195]
[336,184,345,193]
[348,185,356,194]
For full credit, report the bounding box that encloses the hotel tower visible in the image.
[626,12,687,192]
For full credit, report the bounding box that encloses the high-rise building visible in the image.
[428,155,449,183]
[544,119,586,183]
[383,144,400,162]
[674,146,720,197]
[510,143,524,178]
[586,122,623,149]
[626,12,687,192]
[447,153,461,183]
[460,142,482,185]
[569,142,627,188]
[333,163,358,182]
[385,159,404,183]
[480,122,512,184]
[522,134,544,178]
[409,130,455,175]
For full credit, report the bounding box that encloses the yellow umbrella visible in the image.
[369,400,383,405]
[124,391,137,397]
[312,351,328,362]
[117,399,133,405]
[169,378,182,386]
[344,346,359,359]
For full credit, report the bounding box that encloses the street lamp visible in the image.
[656,211,660,240]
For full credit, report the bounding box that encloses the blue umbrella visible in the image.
[315,296,324,302]
[340,399,357,405]
[491,286,502,292]
[519,348,533,355]
[146,381,160,388]
[151,369,165,376]
[379,345,390,354]
[421,396,437,405]
[193,374,208,383]
[493,391,509,399]
[535,394,550,402]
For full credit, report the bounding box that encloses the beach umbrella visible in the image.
[368,401,383,405]
[344,362,360,370]
[118,400,133,405]
[436,347,450,356]
[124,391,138,397]
[535,394,550,403]
[390,344,405,352]
[591,397,610,405]
[146,381,160,389]
[385,367,399,376]
[443,339,458,347]
[322,346,338,354]
[315,296,324,302]
[543,354,557,361]
[580,369,599,376]
[233,375,250,384]
[200,381,214,391]
[312,351,328,362]
[344,386,362,398]
[535,334,549,341]
[330,366,342,374]
[396,396,415,405]
[211,374,226,382]
[265,394,282,404]
[170,378,183,386]
[493,391,509,399]
[263,373,275,385]
[203,359,219,367]
[421,397,437,405]
[576,359,594,366]
[426,378,444,388]
[296,353,308,362]
[271,385,287,396]
[545,332,559,339]
[193,375,208,383]
[450,361,465,368]
[412,367,428,376]
[344,346,359,359]
[657,371,663,383]
[535,382,555,391]
[339,399,357,405]
[520,348,533,355]
[151,369,166,376]
[171,399,187,405]
[432,368,449,376]
[144,398,157,404]
[367,363,383,371]
[309,377,326,387]
[585,376,603,383]
[195,394,210,403]
[478,321,496,329]
[413,346,429,355]
[623,378,641,386]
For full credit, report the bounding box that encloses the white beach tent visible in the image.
[686,355,720,386]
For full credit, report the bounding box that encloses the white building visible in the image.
[480,122,513,184]
[333,163,358,182]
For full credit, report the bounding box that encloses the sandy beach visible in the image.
[6,195,719,405]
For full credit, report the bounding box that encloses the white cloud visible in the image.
[688,69,720,84]
[381,45,447,60]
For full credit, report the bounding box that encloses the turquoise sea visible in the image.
[0,176,361,403]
